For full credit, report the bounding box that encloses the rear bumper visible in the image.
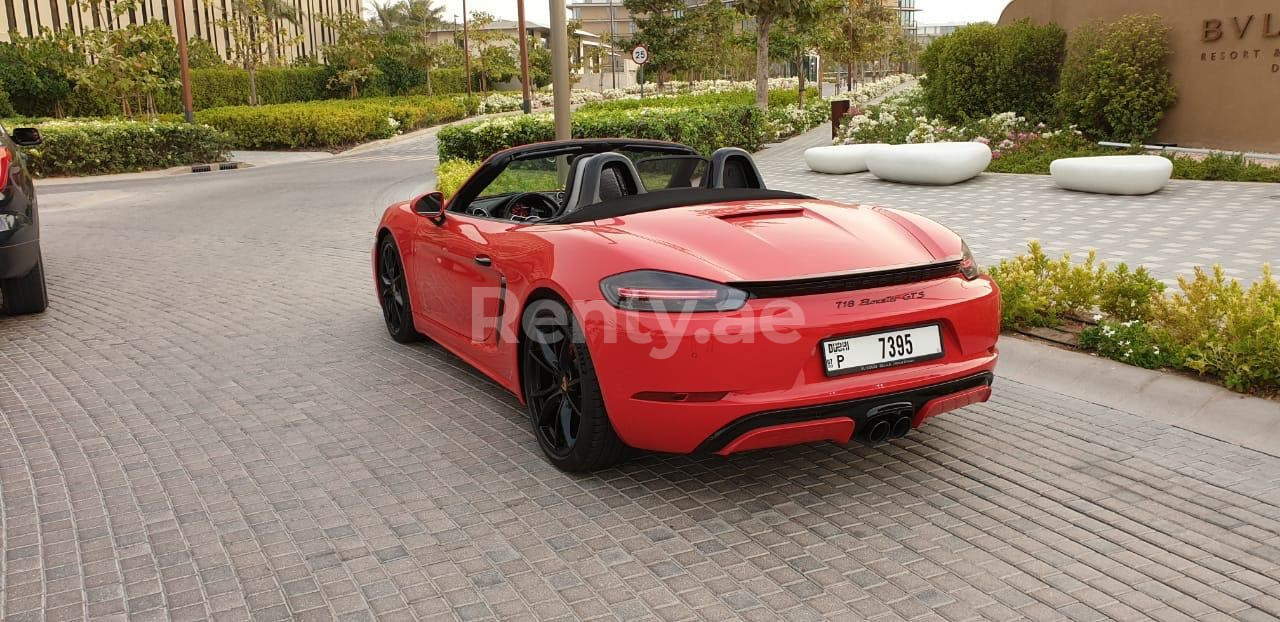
[579,275,1001,454]
[703,372,993,454]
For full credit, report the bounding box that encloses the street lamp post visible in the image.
[608,0,616,89]
[517,0,533,113]
[173,0,195,123]
[462,0,472,97]
[549,0,570,140]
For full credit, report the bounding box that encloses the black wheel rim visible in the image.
[379,242,409,333]
[523,309,582,457]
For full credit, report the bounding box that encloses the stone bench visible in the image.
[803,144,887,174]
[865,142,992,185]
[1050,155,1173,195]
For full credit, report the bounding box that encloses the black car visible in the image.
[0,124,46,315]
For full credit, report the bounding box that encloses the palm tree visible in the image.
[261,0,300,66]
[369,0,406,33]
[370,0,444,34]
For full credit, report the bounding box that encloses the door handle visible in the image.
[474,254,492,267]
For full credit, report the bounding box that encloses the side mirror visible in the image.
[412,191,444,220]
[11,128,42,147]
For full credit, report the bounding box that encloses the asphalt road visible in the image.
[2,131,1279,621]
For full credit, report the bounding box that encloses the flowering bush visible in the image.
[478,93,523,114]
[827,74,913,107]
[1079,320,1183,369]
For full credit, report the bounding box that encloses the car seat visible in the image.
[560,153,646,215]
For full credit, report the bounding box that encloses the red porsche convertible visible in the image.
[375,139,999,471]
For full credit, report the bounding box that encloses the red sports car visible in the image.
[375,139,999,472]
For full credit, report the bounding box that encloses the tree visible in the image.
[218,0,271,104]
[0,29,82,117]
[623,0,691,90]
[260,0,301,67]
[74,21,179,117]
[187,38,227,69]
[405,41,454,94]
[465,12,515,91]
[322,13,382,98]
[369,0,443,34]
[683,2,736,81]
[735,0,819,109]
[818,0,895,90]
[528,37,552,88]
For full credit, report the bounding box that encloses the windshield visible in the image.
[475,147,708,200]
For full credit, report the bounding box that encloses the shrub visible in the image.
[0,89,13,117]
[1099,263,1165,321]
[985,241,1104,329]
[439,105,766,161]
[1057,15,1176,143]
[1168,152,1280,183]
[21,120,231,177]
[919,20,1066,123]
[197,95,469,149]
[436,159,480,197]
[1078,320,1183,370]
[1153,265,1280,392]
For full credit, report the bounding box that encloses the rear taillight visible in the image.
[959,241,980,280]
[0,147,11,195]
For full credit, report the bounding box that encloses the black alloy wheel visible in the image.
[521,299,628,472]
[524,305,583,457]
[378,237,421,343]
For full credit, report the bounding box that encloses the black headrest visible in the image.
[706,147,766,190]
[559,154,590,208]
[561,153,645,215]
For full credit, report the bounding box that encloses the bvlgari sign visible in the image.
[1000,0,1280,153]
[1200,13,1280,77]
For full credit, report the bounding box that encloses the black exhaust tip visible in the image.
[866,420,891,443]
[890,416,911,439]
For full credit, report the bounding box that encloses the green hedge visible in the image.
[579,88,814,113]
[920,19,1066,122]
[21,120,231,177]
[196,95,471,150]
[182,67,330,109]
[439,105,766,161]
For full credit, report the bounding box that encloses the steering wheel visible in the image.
[500,192,562,221]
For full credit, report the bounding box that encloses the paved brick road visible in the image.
[3,131,1279,621]
[756,127,1280,285]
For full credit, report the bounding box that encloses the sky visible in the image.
[384,0,1013,30]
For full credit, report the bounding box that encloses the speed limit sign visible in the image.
[631,45,650,65]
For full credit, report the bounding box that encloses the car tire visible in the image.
[377,236,423,343]
[1,253,48,315]
[521,298,629,472]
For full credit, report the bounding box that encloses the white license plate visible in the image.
[821,325,944,376]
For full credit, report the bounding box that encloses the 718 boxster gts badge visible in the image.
[374,139,1000,472]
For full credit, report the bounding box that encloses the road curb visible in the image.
[997,335,1280,458]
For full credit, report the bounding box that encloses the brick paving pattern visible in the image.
[2,123,1279,621]
[757,126,1280,285]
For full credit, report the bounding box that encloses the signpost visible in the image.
[631,45,649,98]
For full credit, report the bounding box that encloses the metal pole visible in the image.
[173,0,195,122]
[462,0,472,97]
[517,0,532,113]
[608,0,616,89]
[549,0,570,140]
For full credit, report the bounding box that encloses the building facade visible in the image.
[1000,0,1280,153]
[0,0,359,62]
